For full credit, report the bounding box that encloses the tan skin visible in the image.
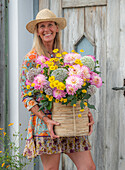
[30,21,96,170]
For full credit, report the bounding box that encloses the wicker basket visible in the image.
[52,101,89,137]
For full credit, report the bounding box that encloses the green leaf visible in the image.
[67,95,74,101]
[46,101,52,110]
[71,98,77,106]
[84,94,91,100]
[87,103,96,110]
[80,101,84,109]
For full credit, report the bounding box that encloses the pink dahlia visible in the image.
[64,53,82,65]
[68,65,81,76]
[80,66,91,80]
[90,72,102,88]
[26,79,32,85]
[66,75,83,90]
[33,74,47,90]
[66,85,77,95]
[53,88,66,100]
[35,55,49,68]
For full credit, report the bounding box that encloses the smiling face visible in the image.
[37,21,59,44]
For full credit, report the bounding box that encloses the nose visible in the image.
[44,26,49,32]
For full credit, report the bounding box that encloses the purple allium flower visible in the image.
[26,68,43,82]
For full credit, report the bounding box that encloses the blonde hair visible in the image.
[32,25,63,57]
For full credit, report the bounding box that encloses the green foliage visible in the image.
[0,125,31,169]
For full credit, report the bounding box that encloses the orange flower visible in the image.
[6,165,10,168]
[8,123,14,126]
[33,116,36,126]
[29,100,35,106]
[3,132,6,136]
[40,132,48,136]
[23,99,27,103]
[29,55,36,60]
[1,163,5,167]
[28,128,32,133]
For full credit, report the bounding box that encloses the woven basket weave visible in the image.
[52,101,89,137]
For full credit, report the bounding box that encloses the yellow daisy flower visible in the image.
[84,102,88,106]
[54,65,58,69]
[55,99,59,103]
[80,49,84,52]
[71,50,76,53]
[0,151,2,153]
[54,58,59,62]
[50,58,54,61]
[53,49,59,53]
[60,98,64,102]
[28,92,32,96]
[75,59,82,65]
[53,80,59,87]
[31,83,35,87]
[80,109,84,112]
[73,104,76,107]
[48,96,53,101]
[26,85,30,89]
[49,76,55,82]
[82,82,86,86]
[63,99,67,103]
[62,51,68,55]
[36,64,41,68]
[50,82,55,88]
[0,128,3,130]
[82,89,87,93]
[46,95,49,98]
[56,53,62,57]
[49,66,56,70]
[78,114,82,118]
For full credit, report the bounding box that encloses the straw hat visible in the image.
[26,9,67,34]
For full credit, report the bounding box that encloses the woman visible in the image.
[20,9,95,170]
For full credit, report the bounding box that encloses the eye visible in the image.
[48,23,53,27]
[40,24,45,28]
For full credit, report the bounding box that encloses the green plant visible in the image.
[0,123,31,169]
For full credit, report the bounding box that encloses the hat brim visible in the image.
[26,18,67,34]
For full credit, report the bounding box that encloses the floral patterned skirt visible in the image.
[23,135,91,159]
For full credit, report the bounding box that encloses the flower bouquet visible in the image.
[26,49,102,136]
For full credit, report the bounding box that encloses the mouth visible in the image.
[43,33,52,37]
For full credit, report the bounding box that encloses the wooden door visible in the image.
[39,0,125,170]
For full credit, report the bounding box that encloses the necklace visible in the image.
[47,51,55,58]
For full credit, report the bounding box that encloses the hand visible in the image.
[43,117,60,139]
[88,109,94,136]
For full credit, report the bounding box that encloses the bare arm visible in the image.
[30,105,60,139]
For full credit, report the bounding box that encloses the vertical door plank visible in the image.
[85,7,95,44]
[85,6,107,170]
[63,8,84,52]
[106,0,120,169]
[50,0,62,17]
[94,6,107,170]
[119,0,125,169]
[39,0,50,10]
